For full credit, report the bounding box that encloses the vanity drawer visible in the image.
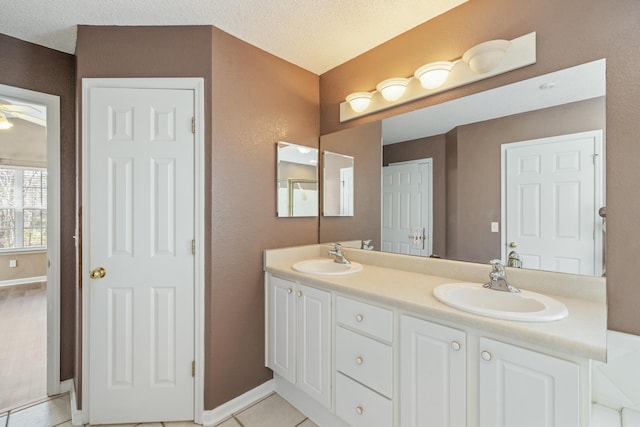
[336,372,392,427]
[335,326,393,398]
[336,296,393,342]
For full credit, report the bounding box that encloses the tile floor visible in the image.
[0,392,318,427]
[0,282,47,412]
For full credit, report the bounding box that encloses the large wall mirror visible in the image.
[323,151,354,217]
[276,141,318,217]
[323,59,607,277]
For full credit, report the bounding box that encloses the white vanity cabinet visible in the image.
[399,315,466,427]
[267,275,331,408]
[334,296,394,427]
[478,337,581,427]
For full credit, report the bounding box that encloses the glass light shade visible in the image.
[414,61,453,89]
[345,92,373,112]
[462,39,511,74]
[376,78,410,102]
[0,114,13,130]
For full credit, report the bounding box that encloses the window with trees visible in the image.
[0,167,47,250]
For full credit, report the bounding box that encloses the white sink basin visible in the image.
[292,258,363,276]
[433,282,568,322]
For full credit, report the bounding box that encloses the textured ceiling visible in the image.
[0,0,467,74]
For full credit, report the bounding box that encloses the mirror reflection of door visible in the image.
[381,159,433,256]
[323,151,354,217]
[502,130,604,276]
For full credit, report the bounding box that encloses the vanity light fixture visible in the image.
[0,113,13,130]
[345,92,373,112]
[297,146,311,154]
[376,78,410,101]
[414,61,454,89]
[341,32,536,121]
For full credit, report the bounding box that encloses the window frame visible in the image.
[0,165,48,253]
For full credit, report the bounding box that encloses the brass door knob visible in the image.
[90,267,107,279]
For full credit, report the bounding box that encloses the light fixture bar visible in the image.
[340,32,536,122]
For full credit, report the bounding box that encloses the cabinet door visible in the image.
[400,315,466,427]
[268,276,296,383]
[479,337,580,427]
[297,283,331,407]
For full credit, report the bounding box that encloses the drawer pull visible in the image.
[356,356,364,365]
[287,288,293,294]
[356,406,364,415]
[481,350,492,361]
[355,314,364,322]
[451,341,461,351]
[297,290,303,297]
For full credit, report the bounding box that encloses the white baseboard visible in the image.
[67,379,87,426]
[200,380,275,427]
[59,379,73,394]
[0,276,47,288]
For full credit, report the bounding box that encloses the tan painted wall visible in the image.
[320,0,640,335]
[0,33,76,382]
[76,25,320,410]
[319,121,381,245]
[0,252,46,281]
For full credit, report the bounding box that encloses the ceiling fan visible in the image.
[0,97,46,129]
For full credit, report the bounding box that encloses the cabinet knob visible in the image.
[355,314,364,322]
[356,356,364,365]
[287,288,292,294]
[481,350,492,361]
[451,341,461,351]
[297,290,302,297]
[356,406,364,415]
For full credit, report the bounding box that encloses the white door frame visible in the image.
[0,83,62,396]
[81,78,205,424]
[382,158,433,256]
[500,130,605,274]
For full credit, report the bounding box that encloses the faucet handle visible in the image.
[489,259,505,272]
[332,242,343,250]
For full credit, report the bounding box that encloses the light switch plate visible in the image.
[491,222,499,233]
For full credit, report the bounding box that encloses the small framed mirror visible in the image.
[276,141,318,217]
[323,151,354,216]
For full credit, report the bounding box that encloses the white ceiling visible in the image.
[0,0,468,75]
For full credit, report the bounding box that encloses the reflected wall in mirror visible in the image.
[276,141,318,217]
[323,151,354,216]
[340,60,606,276]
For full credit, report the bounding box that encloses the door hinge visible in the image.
[192,360,195,377]
[593,153,599,165]
[191,117,195,134]
[192,239,196,255]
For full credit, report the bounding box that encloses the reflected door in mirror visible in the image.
[323,151,354,216]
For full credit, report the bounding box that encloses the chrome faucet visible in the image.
[328,243,351,264]
[483,259,520,293]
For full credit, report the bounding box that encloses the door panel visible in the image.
[381,161,432,256]
[505,132,602,275]
[88,87,195,423]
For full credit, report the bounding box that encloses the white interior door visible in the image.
[382,160,432,256]
[503,131,603,276]
[87,87,195,423]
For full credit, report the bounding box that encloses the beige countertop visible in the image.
[265,244,607,362]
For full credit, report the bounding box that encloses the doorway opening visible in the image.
[0,85,61,411]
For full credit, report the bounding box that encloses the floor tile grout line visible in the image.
[231,391,276,418]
